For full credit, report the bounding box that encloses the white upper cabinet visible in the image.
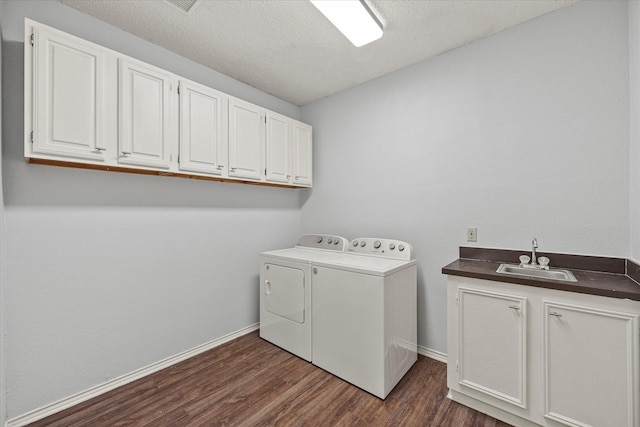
[25,19,312,188]
[228,97,264,181]
[178,80,228,175]
[29,23,108,161]
[292,120,313,186]
[265,115,313,187]
[118,58,173,169]
[265,111,291,184]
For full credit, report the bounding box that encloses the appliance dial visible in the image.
[334,240,339,245]
[352,241,359,247]
[316,236,323,243]
[360,241,366,247]
[398,244,405,251]
[389,243,396,250]
[374,240,381,249]
[328,238,333,244]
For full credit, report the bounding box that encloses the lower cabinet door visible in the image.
[458,287,527,408]
[543,301,639,427]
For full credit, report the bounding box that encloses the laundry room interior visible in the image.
[1,0,640,425]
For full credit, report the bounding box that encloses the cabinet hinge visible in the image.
[177,83,180,95]
[30,33,34,46]
[30,131,34,143]
[265,168,267,176]
[456,360,459,372]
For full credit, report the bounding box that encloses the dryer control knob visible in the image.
[352,241,359,247]
[398,244,405,251]
[333,240,339,245]
[316,236,323,243]
[327,238,333,244]
[389,243,396,250]
[374,240,381,249]
[360,241,366,247]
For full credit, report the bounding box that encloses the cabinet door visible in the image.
[292,120,312,186]
[31,25,107,161]
[543,301,639,427]
[265,111,291,184]
[118,58,172,169]
[458,287,527,408]
[178,80,227,175]
[228,97,263,180]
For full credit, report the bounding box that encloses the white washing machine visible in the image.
[259,234,349,361]
[311,237,417,399]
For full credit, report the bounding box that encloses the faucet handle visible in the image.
[538,256,550,267]
[519,255,531,265]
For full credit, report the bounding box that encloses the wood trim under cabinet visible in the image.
[26,158,306,189]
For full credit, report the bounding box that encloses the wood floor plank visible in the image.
[27,332,512,426]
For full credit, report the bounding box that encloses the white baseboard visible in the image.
[5,323,259,427]
[417,345,447,363]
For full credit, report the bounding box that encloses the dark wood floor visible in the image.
[29,331,511,426]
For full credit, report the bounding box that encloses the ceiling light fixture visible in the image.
[310,0,383,47]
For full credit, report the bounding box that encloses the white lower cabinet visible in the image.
[458,288,527,408]
[543,301,638,427]
[447,276,640,427]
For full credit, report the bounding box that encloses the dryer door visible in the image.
[264,263,305,324]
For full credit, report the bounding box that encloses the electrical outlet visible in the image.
[467,227,477,242]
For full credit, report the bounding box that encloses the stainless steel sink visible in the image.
[496,264,577,282]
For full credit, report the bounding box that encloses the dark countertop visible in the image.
[442,247,640,301]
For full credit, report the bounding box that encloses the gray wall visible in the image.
[2,0,304,419]
[0,1,6,424]
[301,0,630,354]
[1,0,637,422]
[630,0,640,262]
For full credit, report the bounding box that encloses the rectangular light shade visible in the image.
[310,0,383,47]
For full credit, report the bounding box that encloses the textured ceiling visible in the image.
[60,0,579,106]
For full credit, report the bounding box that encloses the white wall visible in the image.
[301,0,630,354]
[2,0,305,419]
[630,0,640,262]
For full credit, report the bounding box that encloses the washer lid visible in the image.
[260,247,348,264]
[313,253,416,276]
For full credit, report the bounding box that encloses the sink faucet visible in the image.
[531,238,538,265]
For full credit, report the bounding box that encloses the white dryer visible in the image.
[259,235,349,361]
[311,238,417,399]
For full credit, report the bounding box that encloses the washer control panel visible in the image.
[348,238,414,260]
[296,234,349,252]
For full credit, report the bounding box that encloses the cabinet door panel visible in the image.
[228,98,263,180]
[33,26,106,161]
[118,58,171,169]
[179,81,227,175]
[292,121,312,186]
[544,302,638,427]
[265,112,290,183]
[458,287,527,408]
